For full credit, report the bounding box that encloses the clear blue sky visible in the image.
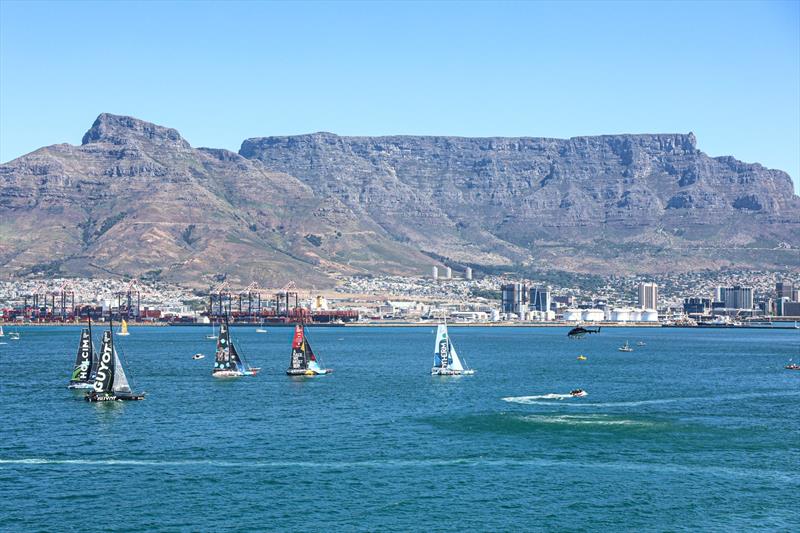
[1,0,798,191]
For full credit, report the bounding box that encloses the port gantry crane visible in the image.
[114,279,143,321]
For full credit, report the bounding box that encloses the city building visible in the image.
[464,267,473,280]
[444,267,452,280]
[720,286,754,310]
[638,283,658,310]
[776,281,794,300]
[529,286,551,313]
[501,283,527,315]
[683,297,711,315]
[432,266,439,281]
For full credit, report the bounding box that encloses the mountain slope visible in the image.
[0,113,797,287]
[241,132,800,273]
[0,114,434,286]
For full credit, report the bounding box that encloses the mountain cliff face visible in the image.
[1,113,798,287]
[241,132,799,274]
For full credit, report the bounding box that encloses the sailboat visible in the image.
[206,321,217,340]
[618,341,634,352]
[0,325,4,337]
[85,321,144,401]
[117,319,130,336]
[255,319,267,333]
[212,317,260,378]
[68,318,97,389]
[431,321,475,376]
[286,324,332,376]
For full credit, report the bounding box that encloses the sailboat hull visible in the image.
[85,391,145,402]
[286,368,332,376]
[212,368,260,378]
[68,382,95,390]
[431,368,475,376]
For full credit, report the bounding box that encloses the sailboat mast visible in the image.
[88,315,93,355]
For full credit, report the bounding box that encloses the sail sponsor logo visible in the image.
[94,342,114,392]
[439,340,448,367]
[78,336,92,379]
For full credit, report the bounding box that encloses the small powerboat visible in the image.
[570,389,588,397]
[192,353,205,360]
[577,355,587,361]
[618,341,634,352]
[785,363,800,370]
[636,341,646,347]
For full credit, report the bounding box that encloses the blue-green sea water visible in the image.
[1,326,798,531]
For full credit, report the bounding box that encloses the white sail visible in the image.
[112,348,132,394]
[434,324,449,368]
[448,342,464,371]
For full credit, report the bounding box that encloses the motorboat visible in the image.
[577,355,587,361]
[618,341,634,352]
[192,353,205,360]
[636,341,646,347]
[570,389,588,397]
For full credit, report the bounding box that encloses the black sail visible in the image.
[93,330,115,393]
[289,325,307,370]
[70,329,93,383]
[214,320,244,373]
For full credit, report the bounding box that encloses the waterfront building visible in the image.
[529,286,551,313]
[792,288,800,302]
[501,283,527,314]
[638,282,658,310]
[721,286,754,310]
[776,281,793,300]
[683,297,711,315]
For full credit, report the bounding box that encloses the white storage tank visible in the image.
[629,309,642,322]
[642,309,659,322]
[582,309,604,322]
[563,309,582,322]
[611,308,630,322]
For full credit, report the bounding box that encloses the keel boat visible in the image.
[286,324,331,376]
[68,318,97,389]
[85,322,144,402]
[431,321,475,376]
[212,317,260,378]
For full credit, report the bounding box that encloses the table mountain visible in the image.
[1,113,797,287]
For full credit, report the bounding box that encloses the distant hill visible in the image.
[1,113,798,287]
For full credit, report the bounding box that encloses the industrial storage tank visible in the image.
[611,308,630,322]
[582,309,605,322]
[563,309,582,322]
[641,309,659,322]
[629,309,642,322]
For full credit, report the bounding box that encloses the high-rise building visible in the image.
[444,267,452,279]
[501,283,527,314]
[776,282,793,300]
[721,286,753,310]
[529,286,551,312]
[683,297,711,315]
[464,267,473,280]
[793,288,800,302]
[432,266,439,281]
[638,283,658,310]
[714,286,725,303]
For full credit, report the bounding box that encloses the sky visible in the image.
[1,0,798,192]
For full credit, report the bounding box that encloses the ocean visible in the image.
[1,325,798,531]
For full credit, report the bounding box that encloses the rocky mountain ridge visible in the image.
[0,113,797,287]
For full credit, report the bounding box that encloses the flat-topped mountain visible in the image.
[1,114,798,286]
